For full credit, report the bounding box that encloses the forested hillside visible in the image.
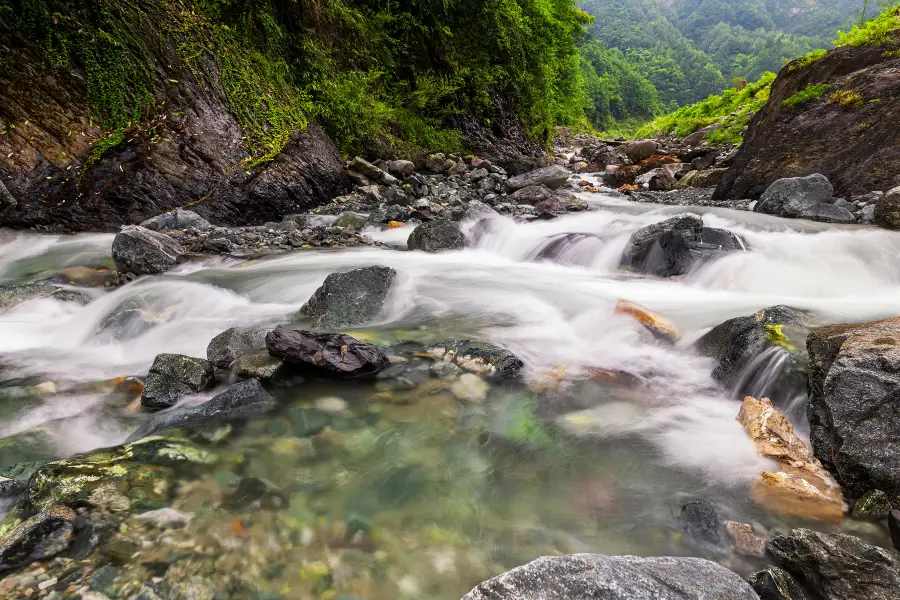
[576,0,869,130]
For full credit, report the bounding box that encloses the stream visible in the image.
[0,193,898,597]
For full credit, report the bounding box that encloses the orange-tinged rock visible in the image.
[618,184,638,192]
[578,180,591,187]
[738,396,845,522]
[386,221,405,229]
[615,300,678,343]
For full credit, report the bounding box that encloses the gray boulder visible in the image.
[407,219,465,252]
[140,208,211,231]
[462,200,500,222]
[755,174,834,218]
[625,139,658,162]
[696,306,815,406]
[0,183,16,223]
[621,214,746,278]
[506,166,569,192]
[462,554,758,600]
[266,326,391,378]
[302,266,396,329]
[0,283,91,311]
[388,159,416,178]
[333,211,368,231]
[348,156,385,182]
[127,379,276,441]
[141,353,215,410]
[231,351,286,381]
[796,202,856,224]
[112,225,184,276]
[678,501,720,544]
[0,505,75,572]
[768,529,900,600]
[747,566,809,600]
[873,185,900,229]
[510,185,553,205]
[807,317,900,500]
[206,327,269,369]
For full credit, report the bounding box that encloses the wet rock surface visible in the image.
[140,354,215,410]
[678,501,720,544]
[754,174,834,218]
[748,566,809,600]
[266,327,391,378]
[112,226,185,276]
[302,266,396,330]
[0,283,92,311]
[426,340,524,379]
[0,505,75,572]
[768,528,900,600]
[407,220,466,252]
[206,327,270,370]
[462,554,758,600]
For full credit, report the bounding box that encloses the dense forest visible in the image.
[576,0,874,131]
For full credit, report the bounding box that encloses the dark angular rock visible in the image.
[0,182,16,223]
[679,500,720,544]
[852,489,892,521]
[510,185,552,205]
[0,505,75,572]
[748,566,809,600]
[462,554,758,600]
[112,226,184,276]
[266,326,390,378]
[874,185,900,229]
[141,353,215,411]
[754,174,834,218]
[806,317,900,500]
[0,283,92,311]
[889,509,900,551]
[796,202,857,224]
[696,306,815,405]
[768,528,900,600]
[426,340,523,379]
[206,327,269,369]
[506,166,569,192]
[128,379,276,441]
[302,266,396,329]
[407,219,465,252]
[622,214,703,269]
[140,208,211,231]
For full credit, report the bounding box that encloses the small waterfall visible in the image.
[729,345,808,425]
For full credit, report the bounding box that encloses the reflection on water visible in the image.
[0,201,897,597]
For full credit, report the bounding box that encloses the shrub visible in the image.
[782,83,829,108]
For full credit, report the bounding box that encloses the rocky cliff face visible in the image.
[0,6,350,232]
[715,31,900,200]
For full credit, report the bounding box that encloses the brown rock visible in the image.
[724,521,766,557]
[615,300,678,343]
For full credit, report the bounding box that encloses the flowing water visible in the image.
[0,195,898,597]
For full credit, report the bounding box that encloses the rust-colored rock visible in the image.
[615,300,678,343]
[738,396,845,522]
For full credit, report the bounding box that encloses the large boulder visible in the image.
[141,353,215,410]
[140,208,211,231]
[625,139,658,163]
[505,166,569,192]
[266,326,390,378]
[301,266,396,329]
[873,185,900,229]
[128,379,276,441]
[206,327,270,369]
[621,215,747,278]
[768,529,900,600]
[754,174,833,218]
[112,225,185,276]
[695,306,815,405]
[806,317,900,501]
[510,185,553,205]
[461,554,758,600]
[795,201,857,224]
[0,505,75,572]
[407,220,465,252]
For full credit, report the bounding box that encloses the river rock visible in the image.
[0,182,16,222]
[768,528,900,600]
[738,396,844,522]
[510,185,553,205]
[625,139,658,163]
[461,553,758,600]
[206,327,269,369]
[301,266,396,329]
[0,505,75,572]
[0,283,92,311]
[807,317,900,501]
[462,200,500,222]
[622,215,746,277]
[747,566,809,600]
[231,351,286,381]
[426,340,523,379]
[388,159,416,178]
[141,353,215,410]
[112,225,185,276]
[724,521,766,557]
[795,202,856,224]
[407,219,465,252]
[266,326,390,378]
[129,379,276,441]
[754,174,833,218]
[873,185,900,229]
[505,166,569,192]
[140,208,211,232]
[696,306,815,404]
[615,300,678,343]
[333,211,368,231]
[348,156,385,182]
[679,500,720,544]
[851,489,892,521]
